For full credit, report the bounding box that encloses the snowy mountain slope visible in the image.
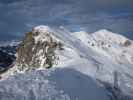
[73,29,133,64]
[0,68,110,100]
[0,25,133,99]
[53,27,133,97]
[71,29,133,96]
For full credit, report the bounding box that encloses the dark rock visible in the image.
[15,27,63,72]
[0,45,17,74]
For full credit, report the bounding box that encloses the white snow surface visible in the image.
[0,68,109,100]
[0,25,133,100]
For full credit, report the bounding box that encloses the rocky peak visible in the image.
[15,25,63,72]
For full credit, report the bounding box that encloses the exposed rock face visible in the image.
[15,26,63,72]
[122,39,132,47]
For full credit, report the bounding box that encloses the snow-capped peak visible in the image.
[32,25,56,44]
[1,25,79,75]
[95,29,112,33]
[33,25,52,33]
[93,29,131,46]
[73,29,133,63]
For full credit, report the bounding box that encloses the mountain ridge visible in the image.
[0,25,133,100]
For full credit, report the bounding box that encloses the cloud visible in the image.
[0,0,133,40]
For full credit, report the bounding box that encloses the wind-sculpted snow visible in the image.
[0,68,109,100]
[72,29,133,95]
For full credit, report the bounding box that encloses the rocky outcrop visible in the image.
[14,26,63,72]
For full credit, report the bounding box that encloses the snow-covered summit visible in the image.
[2,25,79,76]
[74,29,132,47]
[31,25,60,44]
[93,29,132,46]
[15,25,63,70]
[73,29,133,63]
[32,25,53,33]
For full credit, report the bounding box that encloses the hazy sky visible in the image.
[0,0,133,41]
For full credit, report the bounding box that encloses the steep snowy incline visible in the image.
[1,26,83,78]
[47,27,133,97]
[72,29,133,96]
[0,68,109,100]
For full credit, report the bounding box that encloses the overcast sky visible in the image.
[0,0,133,41]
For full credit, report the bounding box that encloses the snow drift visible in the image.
[0,68,110,100]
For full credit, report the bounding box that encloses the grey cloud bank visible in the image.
[0,0,133,41]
